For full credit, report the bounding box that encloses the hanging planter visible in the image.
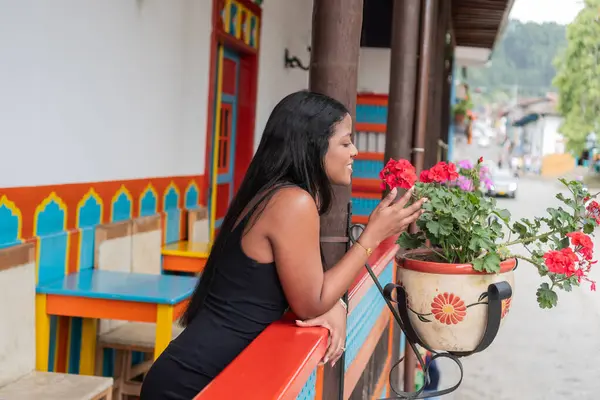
[366,157,598,398]
[396,249,516,352]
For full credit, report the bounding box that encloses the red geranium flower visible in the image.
[419,170,432,183]
[379,158,417,190]
[543,247,579,276]
[426,161,459,183]
[566,231,594,260]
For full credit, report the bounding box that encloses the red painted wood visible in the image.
[222,58,237,95]
[194,319,328,400]
[215,183,230,221]
[234,55,258,193]
[193,239,398,399]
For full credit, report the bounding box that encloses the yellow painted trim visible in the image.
[224,0,231,34]
[79,318,97,375]
[244,8,252,45]
[210,44,225,243]
[0,195,23,241]
[34,192,68,235]
[161,249,209,258]
[65,317,73,373]
[35,294,50,371]
[154,305,174,360]
[236,3,243,39]
[139,183,159,216]
[109,185,133,221]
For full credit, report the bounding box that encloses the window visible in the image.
[218,103,232,173]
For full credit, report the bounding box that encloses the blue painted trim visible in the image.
[36,269,197,305]
[215,218,223,229]
[356,104,387,125]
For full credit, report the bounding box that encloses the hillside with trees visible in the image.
[553,0,600,153]
[467,19,567,101]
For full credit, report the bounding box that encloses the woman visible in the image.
[140,91,426,399]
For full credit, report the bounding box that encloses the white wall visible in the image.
[358,48,391,94]
[254,2,396,149]
[254,0,313,150]
[0,0,212,188]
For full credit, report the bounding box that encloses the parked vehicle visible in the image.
[486,168,518,198]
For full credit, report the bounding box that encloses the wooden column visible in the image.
[401,0,436,393]
[309,1,364,398]
[384,0,422,164]
[384,0,423,393]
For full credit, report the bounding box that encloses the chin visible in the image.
[331,176,352,187]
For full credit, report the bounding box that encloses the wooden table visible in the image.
[36,269,196,375]
[162,241,210,274]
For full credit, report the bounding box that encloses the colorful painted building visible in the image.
[0,0,513,398]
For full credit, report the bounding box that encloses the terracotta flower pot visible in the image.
[454,113,465,125]
[396,250,516,352]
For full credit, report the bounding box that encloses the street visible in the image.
[435,144,600,399]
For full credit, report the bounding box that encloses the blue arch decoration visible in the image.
[140,188,158,217]
[78,193,102,229]
[111,189,132,222]
[185,184,199,209]
[35,195,67,236]
[164,186,179,211]
[0,196,21,248]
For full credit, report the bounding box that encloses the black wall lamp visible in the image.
[284,46,311,71]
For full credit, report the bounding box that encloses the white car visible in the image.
[487,168,518,198]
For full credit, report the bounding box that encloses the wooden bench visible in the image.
[162,207,210,274]
[162,241,210,273]
[94,216,187,399]
[0,243,113,400]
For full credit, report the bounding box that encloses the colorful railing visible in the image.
[195,236,402,399]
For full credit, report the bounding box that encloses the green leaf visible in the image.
[584,222,595,234]
[396,233,425,249]
[536,283,558,309]
[426,220,440,236]
[472,252,501,273]
[493,208,511,222]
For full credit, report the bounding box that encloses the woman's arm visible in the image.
[266,186,425,319]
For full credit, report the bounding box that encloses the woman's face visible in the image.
[324,114,358,186]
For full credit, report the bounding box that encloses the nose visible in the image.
[350,142,358,158]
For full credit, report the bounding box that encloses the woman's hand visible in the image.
[296,300,347,366]
[362,187,427,247]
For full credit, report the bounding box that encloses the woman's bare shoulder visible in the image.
[265,186,319,222]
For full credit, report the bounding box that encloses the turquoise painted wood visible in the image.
[36,270,196,305]
[356,104,387,125]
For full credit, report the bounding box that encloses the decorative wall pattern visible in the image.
[0,174,204,374]
[220,0,261,49]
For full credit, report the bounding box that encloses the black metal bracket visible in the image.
[348,223,513,399]
[284,47,311,71]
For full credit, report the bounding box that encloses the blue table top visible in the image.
[36,269,197,305]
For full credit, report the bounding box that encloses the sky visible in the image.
[509,0,584,24]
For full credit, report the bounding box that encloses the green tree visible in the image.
[468,20,567,99]
[554,0,600,153]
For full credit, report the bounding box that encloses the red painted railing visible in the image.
[194,236,399,400]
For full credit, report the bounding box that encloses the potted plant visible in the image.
[452,96,473,125]
[379,157,597,352]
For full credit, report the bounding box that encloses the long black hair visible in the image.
[180,90,349,326]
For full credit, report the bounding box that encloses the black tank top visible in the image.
[140,212,289,399]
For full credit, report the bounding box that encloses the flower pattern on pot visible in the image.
[501,297,512,318]
[431,292,467,325]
